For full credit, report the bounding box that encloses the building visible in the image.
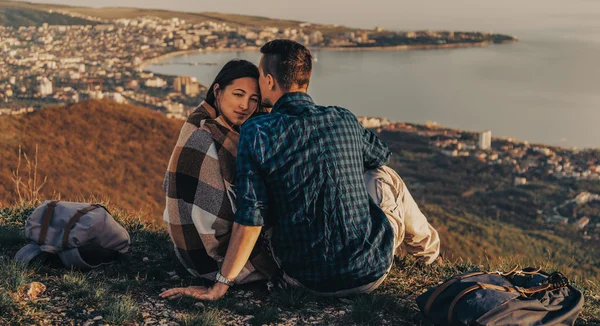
[173,76,200,96]
[514,177,527,186]
[479,130,492,150]
[357,117,391,129]
[547,215,569,225]
[145,78,167,88]
[103,92,125,104]
[174,39,188,50]
[577,216,590,230]
[310,31,324,45]
[39,77,53,96]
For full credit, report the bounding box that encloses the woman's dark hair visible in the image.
[204,59,262,112]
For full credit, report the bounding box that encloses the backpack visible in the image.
[15,200,130,269]
[416,266,584,326]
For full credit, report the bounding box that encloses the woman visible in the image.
[162,60,279,286]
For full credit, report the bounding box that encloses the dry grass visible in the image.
[0,202,598,325]
[0,100,183,222]
[10,144,48,204]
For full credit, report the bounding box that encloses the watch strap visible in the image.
[216,271,235,287]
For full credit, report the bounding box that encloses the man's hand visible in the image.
[159,283,229,301]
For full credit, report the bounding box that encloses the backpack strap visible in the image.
[514,272,569,295]
[62,204,102,249]
[38,200,59,245]
[424,271,487,315]
[492,265,520,277]
[501,266,541,277]
[448,282,519,324]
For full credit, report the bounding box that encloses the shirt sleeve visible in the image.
[234,124,269,226]
[362,126,391,170]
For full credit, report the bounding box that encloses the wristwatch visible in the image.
[215,271,235,287]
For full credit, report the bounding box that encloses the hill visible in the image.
[379,130,600,281]
[0,100,184,220]
[0,1,96,27]
[0,1,355,33]
[2,101,600,281]
[0,102,599,323]
[0,202,598,325]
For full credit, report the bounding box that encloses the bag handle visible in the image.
[62,204,102,249]
[38,200,59,245]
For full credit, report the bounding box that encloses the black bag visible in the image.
[416,266,584,326]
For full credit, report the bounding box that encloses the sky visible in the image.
[17,0,600,33]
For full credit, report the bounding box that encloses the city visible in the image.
[0,11,515,119]
[359,116,600,239]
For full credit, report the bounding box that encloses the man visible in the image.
[160,40,439,300]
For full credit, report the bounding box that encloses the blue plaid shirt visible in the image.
[235,92,394,292]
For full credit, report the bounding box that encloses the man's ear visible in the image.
[266,74,276,91]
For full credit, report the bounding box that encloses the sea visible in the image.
[147,3,600,149]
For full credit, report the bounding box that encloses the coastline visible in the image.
[138,39,517,71]
[134,39,596,150]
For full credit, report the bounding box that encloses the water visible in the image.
[147,6,600,149]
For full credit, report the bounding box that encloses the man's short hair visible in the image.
[260,40,313,92]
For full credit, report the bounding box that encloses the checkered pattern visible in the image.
[163,101,279,284]
[235,92,395,292]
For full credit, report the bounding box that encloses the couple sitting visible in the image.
[161,40,440,301]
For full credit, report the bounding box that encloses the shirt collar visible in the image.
[271,92,314,112]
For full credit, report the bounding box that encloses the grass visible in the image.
[0,291,14,315]
[57,271,108,307]
[179,309,225,326]
[103,294,139,324]
[0,201,599,325]
[351,294,394,325]
[271,286,315,310]
[249,305,280,326]
[0,258,36,292]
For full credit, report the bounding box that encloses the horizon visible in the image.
[14,0,600,33]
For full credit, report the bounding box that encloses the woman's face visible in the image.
[215,77,260,127]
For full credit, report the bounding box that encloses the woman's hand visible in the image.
[160,283,229,301]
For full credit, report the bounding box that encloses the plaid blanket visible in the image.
[163,101,278,283]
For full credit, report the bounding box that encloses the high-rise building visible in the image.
[479,130,492,150]
[174,76,200,96]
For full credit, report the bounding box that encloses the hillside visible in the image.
[379,130,600,281]
[0,100,183,220]
[0,202,598,325]
[0,1,354,32]
[0,102,599,323]
[2,101,600,281]
[0,1,96,27]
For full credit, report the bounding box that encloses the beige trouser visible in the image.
[364,165,441,265]
[282,166,440,296]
